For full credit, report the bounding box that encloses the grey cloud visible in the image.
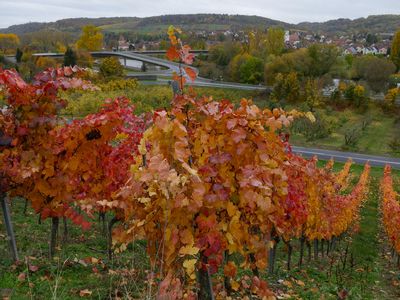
[1,0,400,28]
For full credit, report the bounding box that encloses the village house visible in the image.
[118,36,135,51]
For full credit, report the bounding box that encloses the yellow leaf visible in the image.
[305,111,316,123]
[179,245,199,256]
[231,280,240,291]
[227,201,237,217]
[138,197,151,204]
[183,259,197,280]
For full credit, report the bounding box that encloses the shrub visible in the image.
[291,114,332,141]
[344,84,368,109]
[388,137,400,153]
[35,57,58,69]
[98,79,138,92]
[99,57,124,78]
[344,127,361,147]
[384,88,399,111]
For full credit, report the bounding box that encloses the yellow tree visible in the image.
[265,28,285,57]
[76,25,103,51]
[384,87,399,110]
[391,30,400,70]
[0,33,20,53]
[304,78,321,111]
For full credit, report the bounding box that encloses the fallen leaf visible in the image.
[355,268,364,273]
[282,280,292,288]
[338,289,348,299]
[91,257,99,264]
[295,279,305,287]
[29,265,39,272]
[17,273,26,282]
[79,289,92,297]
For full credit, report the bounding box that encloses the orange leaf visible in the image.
[185,67,197,82]
[223,261,237,277]
[166,46,180,61]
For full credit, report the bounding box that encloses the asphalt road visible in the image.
[292,146,400,169]
[138,78,269,91]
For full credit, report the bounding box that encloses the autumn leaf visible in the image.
[183,259,197,280]
[17,272,26,282]
[184,67,197,82]
[29,265,39,272]
[337,289,348,299]
[231,280,240,291]
[79,289,92,297]
[179,245,200,256]
[223,261,237,277]
[166,46,180,61]
[305,111,316,123]
[180,229,194,245]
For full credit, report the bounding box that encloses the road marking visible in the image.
[293,150,400,166]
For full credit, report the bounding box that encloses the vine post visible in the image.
[49,216,59,258]
[1,193,19,262]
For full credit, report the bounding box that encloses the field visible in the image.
[60,84,267,117]
[1,163,400,299]
[288,103,399,157]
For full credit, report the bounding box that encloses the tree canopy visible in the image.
[76,25,104,51]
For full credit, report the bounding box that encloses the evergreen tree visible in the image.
[63,47,77,67]
[15,48,23,63]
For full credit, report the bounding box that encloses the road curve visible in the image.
[138,78,269,91]
[292,146,400,169]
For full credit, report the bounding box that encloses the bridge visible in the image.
[29,51,270,91]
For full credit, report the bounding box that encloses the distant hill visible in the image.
[0,14,290,36]
[298,15,400,34]
[1,14,399,36]
[0,17,138,35]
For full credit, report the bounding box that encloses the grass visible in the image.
[0,201,150,299]
[288,103,399,157]
[1,162,400,299]
[60,84,266,117]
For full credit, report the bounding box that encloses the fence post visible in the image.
[1,194,19,262]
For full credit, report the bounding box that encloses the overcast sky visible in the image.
[1,0,400,28]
